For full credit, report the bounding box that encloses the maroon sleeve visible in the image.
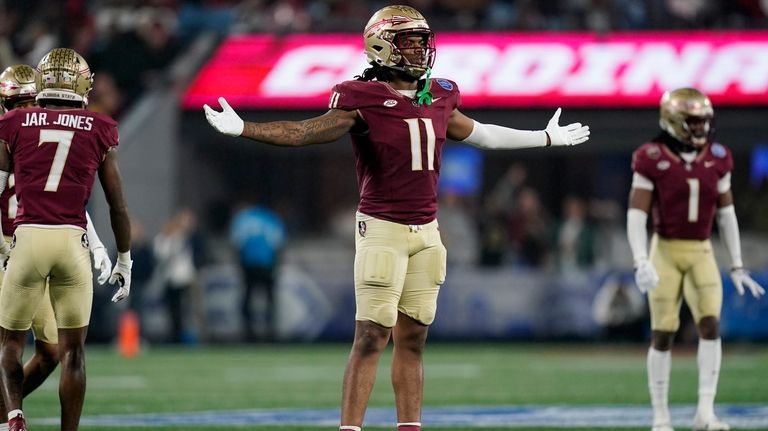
[328,81,371,111]
[631,143,661,181]
[93,113,119,158]
[709,142,733,178]
[429,78,461,110]
[0,110,18,154]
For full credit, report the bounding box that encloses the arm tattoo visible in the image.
[241,112,355,147]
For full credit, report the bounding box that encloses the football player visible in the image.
[204,5,589,431]
[0,49,132,431]
[627,88,764,431]
[0,64,115,430]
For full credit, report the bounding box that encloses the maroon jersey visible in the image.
[0,174,16,235]
[0,108,118,229]
[632,139,732,240]
[329,78,461,225]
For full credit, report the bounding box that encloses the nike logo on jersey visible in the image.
[432,97,442,102]
[704,161,715,168]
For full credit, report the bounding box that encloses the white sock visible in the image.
[648,347,672,424]
[697,338,721,419]
[6,410,22,422]
[340,426,361,431]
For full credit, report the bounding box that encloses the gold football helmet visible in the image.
[363,5,435,79]
[36,48,93,107]
[659,88,713,147]
[0,64,38,112]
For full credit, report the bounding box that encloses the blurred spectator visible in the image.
[88,72,125,117]
[230,197,286,342]
[479,163,528,267]
[128,217,156,325]
[507,186,552,268]
[591,273,647,341]
[552,195,595,273]
[438,190,479,267]
[154,207,203,343]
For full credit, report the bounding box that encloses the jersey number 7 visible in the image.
[38,129,74,192]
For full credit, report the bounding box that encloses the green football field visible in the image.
[19,343,768,430]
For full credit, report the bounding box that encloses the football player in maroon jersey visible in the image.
[627,88,764,431]
[0,49,132,431]
[0,64,116,430]
[205,5,590,431]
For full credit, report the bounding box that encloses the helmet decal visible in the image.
[0,64,38,111]
[35,48,94,107]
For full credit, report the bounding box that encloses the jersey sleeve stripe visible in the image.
[329,91,340,109]
[632,172,654,191]
[717,172,731,194]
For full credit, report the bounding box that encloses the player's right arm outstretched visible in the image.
[204,97,357,147]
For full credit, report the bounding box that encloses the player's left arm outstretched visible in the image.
[716,189,765,298]
[446,107,590,148]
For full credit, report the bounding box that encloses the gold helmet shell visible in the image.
[659,88,714,147]
[36,48,93,107]
[363,5,435,79]
[0,64,38,112]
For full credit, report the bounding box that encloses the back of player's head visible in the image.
[363,5,435,80]
[35,48,93,108]
[659,87,714,148]
[0,64,38,112]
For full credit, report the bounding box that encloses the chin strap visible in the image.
[416,68,433,106]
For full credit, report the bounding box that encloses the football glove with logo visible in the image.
[91,245,112,285]
[204,97,244,137]
[109,253,133,302]
[545,108,591,146]
[634,258,659,294]
[730,267,765,298]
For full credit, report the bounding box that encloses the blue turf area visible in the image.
[34,405,768,428]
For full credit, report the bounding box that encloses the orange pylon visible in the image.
[118,310,140,358]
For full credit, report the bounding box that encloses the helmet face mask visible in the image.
[35,48,93,107]
[364,5,435,79]
[659,88,714,149]
[0,64,38,112]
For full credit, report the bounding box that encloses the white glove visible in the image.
[109,254,133,303]
[730,267,765,298]
[203,97,244,137]
[634,259,659,294]
[545,108,591,146]
[91,245,112,285]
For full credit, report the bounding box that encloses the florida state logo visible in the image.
[358,221,367,237]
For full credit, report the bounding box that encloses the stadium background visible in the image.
[2,0,768,429]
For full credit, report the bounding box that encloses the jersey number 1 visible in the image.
[686,178,699,222]
[38,129,74,192]
[404,118,436,171]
